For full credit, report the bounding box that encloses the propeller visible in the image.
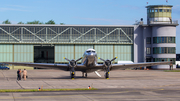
[64,57,83,79]
[63,57,83,67]
[98,57,117,67]
[98,57,117,79]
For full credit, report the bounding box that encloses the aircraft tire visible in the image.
[105,72,109,79]
[71,72,75,79]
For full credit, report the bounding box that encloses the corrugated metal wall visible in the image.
[55,44,133,63]
[0,44,133,64]
[94,45,114,62]
[55,45,74,63]
[75,45,93,60]
[0,44,13,62]
[14,45,33,62]
[114,45,133,62]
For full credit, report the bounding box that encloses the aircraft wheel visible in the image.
[105,72,109,79]
[85,73,87,77]
[82,72,84,77]
[71,72,75,79]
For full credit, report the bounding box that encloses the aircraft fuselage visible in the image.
[82,49,97,68]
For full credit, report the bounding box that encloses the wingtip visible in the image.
[98,57,100,59]
[116,57,118,59]
[63,57,65,59]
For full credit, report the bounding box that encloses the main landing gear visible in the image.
[82,72,87,77]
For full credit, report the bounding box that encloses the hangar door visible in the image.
[55,44,93,63]
[55,44,133,63]
[95,44,133,63]
[0,44,13,62]
[14,45,33,62]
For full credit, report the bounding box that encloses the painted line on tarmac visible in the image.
[143,84,180,89]
[43,81,54,88]
[16,81,24,89]
[0,70,9,81]
[1,90,180,100]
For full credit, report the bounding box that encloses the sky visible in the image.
[0,0,180,53]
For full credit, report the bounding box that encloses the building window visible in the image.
[147,48,151,55]
[155,9,158,12]
[159,9,163,12]
[153,37,175,43]
[147,9,150,13]
[153,47,175,54]
[153,58,175,64]
[146,37,151,44]
[152,9,154,12]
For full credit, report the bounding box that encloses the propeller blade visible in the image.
[76,57,83,62]
[98,57,105,62]
[111,57,117,62]
[63,57,70,62]
[94,71,101,77]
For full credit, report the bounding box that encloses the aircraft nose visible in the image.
[87,53,95,60]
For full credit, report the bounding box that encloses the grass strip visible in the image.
[164,70,180,72]
[0,88,97,93]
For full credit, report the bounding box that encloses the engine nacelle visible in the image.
[68,59,77,68]
[103,59,112,68]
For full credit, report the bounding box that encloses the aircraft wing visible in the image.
[2,62,68,70]
[2,62,87,71]
[93,61,171,70]
[2,61,171,71]
[110,61,171,70]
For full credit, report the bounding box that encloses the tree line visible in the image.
[2,19,65,25]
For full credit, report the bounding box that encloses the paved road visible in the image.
[0,69,180,100]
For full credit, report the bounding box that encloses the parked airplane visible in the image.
[3,48,171,79]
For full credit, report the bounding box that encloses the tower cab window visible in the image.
[151,9,154,12]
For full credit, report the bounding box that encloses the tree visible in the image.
[60,23,65,25]
[18,22,24,24]
[45,20,55,24]
[2,19,11,24]
[26,20,43,24]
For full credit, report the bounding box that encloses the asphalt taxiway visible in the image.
[0,69,180,101]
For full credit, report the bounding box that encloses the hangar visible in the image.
[0,5,178,69]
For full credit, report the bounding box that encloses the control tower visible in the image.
[146,5,174,24]
[141,5,179,69]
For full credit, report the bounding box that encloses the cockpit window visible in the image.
[86,50,96,53]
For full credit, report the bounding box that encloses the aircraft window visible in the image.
[92,51,95,53]
[87,51,91,53]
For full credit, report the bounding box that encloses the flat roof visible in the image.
[140,23,179,27]
[0,24,135,27]
[146,5,173,8]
